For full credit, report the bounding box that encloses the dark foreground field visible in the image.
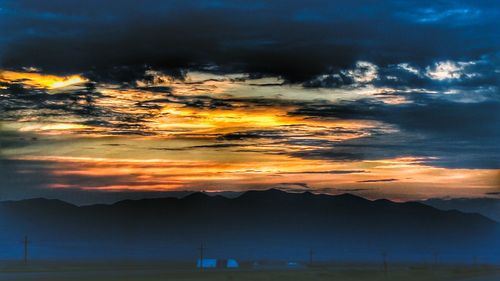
[0,262,499,281]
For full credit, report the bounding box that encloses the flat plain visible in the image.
[1,262,499,281]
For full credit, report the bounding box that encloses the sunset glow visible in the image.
[0,70,88,89]
[7,154,496,200]
[1,66,498,202]
[0,1,498,205]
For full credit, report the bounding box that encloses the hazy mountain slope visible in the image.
[0,189,498,262]
[421,198,500,222]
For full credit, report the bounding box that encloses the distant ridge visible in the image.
[421,197,500,222]
[0,189,498,262]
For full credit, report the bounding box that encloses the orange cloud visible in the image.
[13,155,499,200]
[0,70,87,89]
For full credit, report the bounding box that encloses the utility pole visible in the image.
[309,248,314,266]
[23,236,29,265]
[382,250,388,275]
[198,242,205,271]
[432,251,438,267]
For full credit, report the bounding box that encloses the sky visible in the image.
[0,0,499,204]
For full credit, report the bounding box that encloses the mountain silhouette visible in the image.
[421,197,500,222]
[0,189,498,262]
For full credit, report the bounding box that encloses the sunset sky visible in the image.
[0,0,499,204]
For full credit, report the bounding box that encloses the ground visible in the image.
[0,261,499,281]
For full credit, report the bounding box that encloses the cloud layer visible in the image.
[0,0,499,202]
[1,0,499,82]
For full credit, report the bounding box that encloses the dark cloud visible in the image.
[357,178,398,183]
[485,192,500,196]
[303,73,355,88]
[284,97,500,168]
[292,97,500,139]
[372,56,500,90]
[331,188,372,192]
[278,170,367,175]
[218,126,374,143]
[1,0,498,82]
[386,101,500,139]
[278,182,311,189]
[288,132,500,169]
[151,143,246,151]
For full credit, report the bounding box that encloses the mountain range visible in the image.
[0,189,498,262]
[421,198,500,222]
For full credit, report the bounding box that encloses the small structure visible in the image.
[197,258,217,268]
[197,258,239,269]
[226,258,239,268]
[287,261,302,268]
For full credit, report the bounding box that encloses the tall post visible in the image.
[382,250,388,275]
[198,242,205,271]
[23,236,29,265]
[433,251,438,267]
[309,248,314,266]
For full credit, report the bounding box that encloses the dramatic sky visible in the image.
[0,0,499,204]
